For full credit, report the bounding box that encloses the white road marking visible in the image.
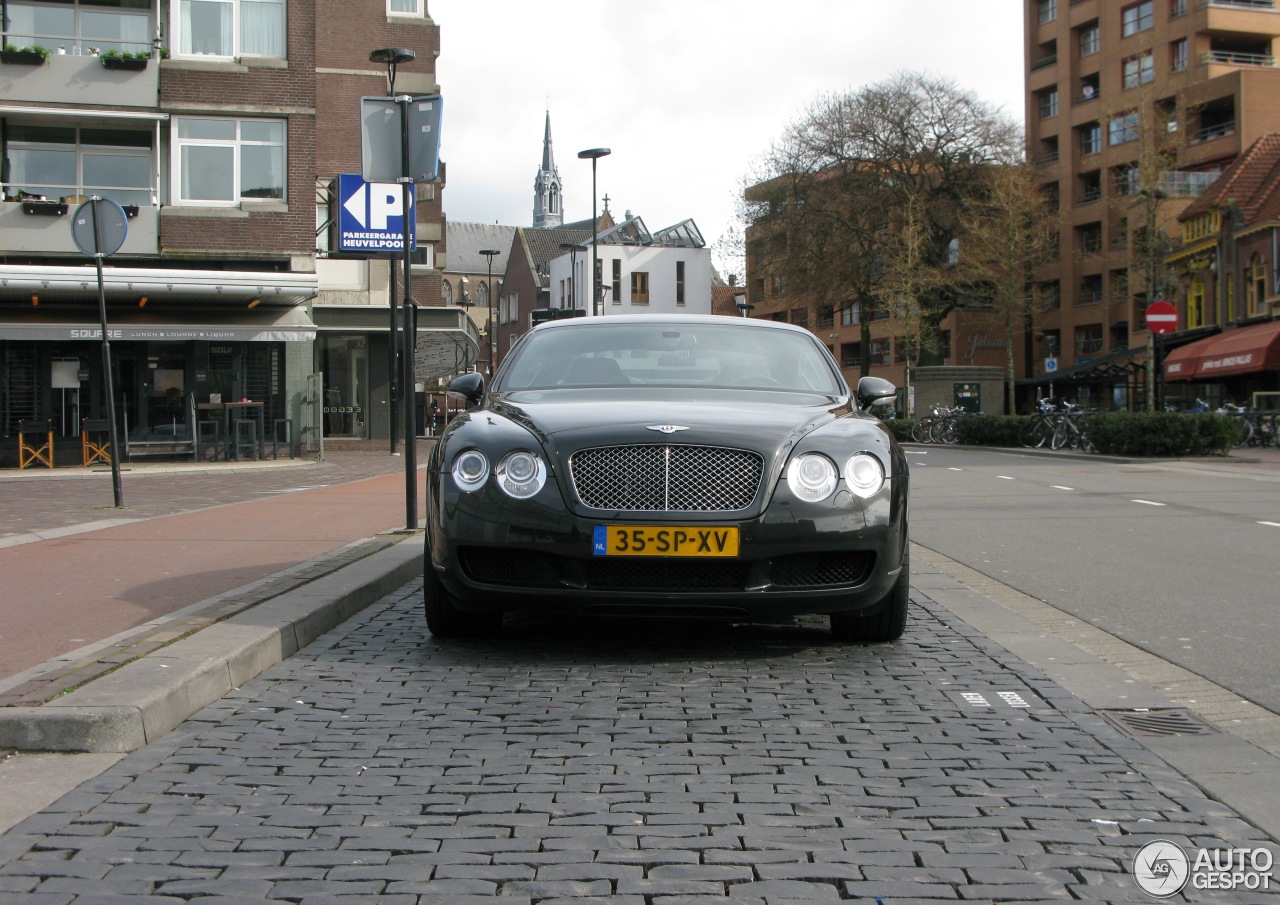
[949,467,963,471]
[1259,521,1280,528]
[1051,485,1074,491]
[996,475,1015,480]
[1131,499,1166,506]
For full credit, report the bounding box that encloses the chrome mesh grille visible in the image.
[570,444,764,512]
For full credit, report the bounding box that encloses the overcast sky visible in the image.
[429,1,1027,278]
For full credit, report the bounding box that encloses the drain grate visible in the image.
[1101,708,1218,738]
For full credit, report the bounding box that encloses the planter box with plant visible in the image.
[99,50,148,71]
[1,44,50,65]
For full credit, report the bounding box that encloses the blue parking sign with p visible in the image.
[336,174,415,255]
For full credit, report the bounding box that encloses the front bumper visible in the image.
[427,476,907,619]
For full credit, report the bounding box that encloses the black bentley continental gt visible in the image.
[424,314,909,641]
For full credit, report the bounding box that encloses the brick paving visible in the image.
[1,582,1273,903]
[0,449,417,543]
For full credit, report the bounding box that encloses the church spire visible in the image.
[532,109,563,228]
[542,109,555,172]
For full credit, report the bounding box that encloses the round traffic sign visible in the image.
[71,197,129,258]
[1145,299,1178,335]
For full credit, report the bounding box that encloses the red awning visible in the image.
[1163,342,1201,381]
[1164,321,1280,381]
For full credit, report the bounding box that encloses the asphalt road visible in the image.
[908,446,1280,715]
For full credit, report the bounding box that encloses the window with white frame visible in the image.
[1037,0,1056,24]
[173,117,285,204]
[4,124,153,206]
[387,0,425,16]
[176,0,285,58]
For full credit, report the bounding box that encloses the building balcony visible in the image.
[0,53,158,107]
[1190,120,1237,143]
[1201,50,1276,67]
[1199,0,1275,9]
[1193,1,1280,40]
[0,201,159,256]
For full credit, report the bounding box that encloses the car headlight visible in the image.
[787,453,839,502]
[496,450,547,499]
[844,452,886,498]
[451,449,490,491]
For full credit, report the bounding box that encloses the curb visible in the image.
[0,535,424,754]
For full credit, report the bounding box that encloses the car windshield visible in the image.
[498,322,845,394]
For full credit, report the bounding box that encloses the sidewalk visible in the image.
[0,447,429,752]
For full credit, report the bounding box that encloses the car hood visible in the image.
[491,389,853,455]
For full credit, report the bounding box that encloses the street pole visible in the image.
[480,249,500,374]
[400,104,417,528]
[370,47,415,455]
[89,199,124,507]
[402,299,417,529]
[577,148,610,316]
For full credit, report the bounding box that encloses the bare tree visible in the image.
[953,161,1063,414]
[742,72,1020,376]
[870,189,947,411]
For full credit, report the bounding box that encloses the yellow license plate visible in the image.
[593,525,739,557]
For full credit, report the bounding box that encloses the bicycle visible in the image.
[1050,401,1093,451]
[1216,402,1254,449]
[912,405,952,443]
[1020,397,1058,448]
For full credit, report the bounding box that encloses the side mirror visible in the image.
[855,375,897,411]
[446,371,485,409]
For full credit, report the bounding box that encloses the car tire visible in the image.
[830,554,909,643]
[423,562,502,638]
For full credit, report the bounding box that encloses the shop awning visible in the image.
[1164,320,1280,380]
[1163,342,1202,381]
[0,306,316,342]
[0,263,318,306]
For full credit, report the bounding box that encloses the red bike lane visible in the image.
[0,469,424,681]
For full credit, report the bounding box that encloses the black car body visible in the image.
[424,315,909,640]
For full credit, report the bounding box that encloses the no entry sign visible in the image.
[1146,300,1178,335]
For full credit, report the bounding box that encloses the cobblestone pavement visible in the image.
[1,582,1274,904]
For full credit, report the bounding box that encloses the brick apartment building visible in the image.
[0,0,475,465]
[1025,0,1280,407]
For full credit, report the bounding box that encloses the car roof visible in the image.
[530,313,815,337]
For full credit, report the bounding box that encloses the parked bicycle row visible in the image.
[909,405,976,444]
[899,399,1278,455]
[1168,400,1278,449]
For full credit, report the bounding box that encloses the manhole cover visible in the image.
[1101,708,1218,738]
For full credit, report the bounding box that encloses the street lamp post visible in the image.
[369,47,415,456]
[577,148,610,316]
[480,250,501,374]
[559,242,582,310]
